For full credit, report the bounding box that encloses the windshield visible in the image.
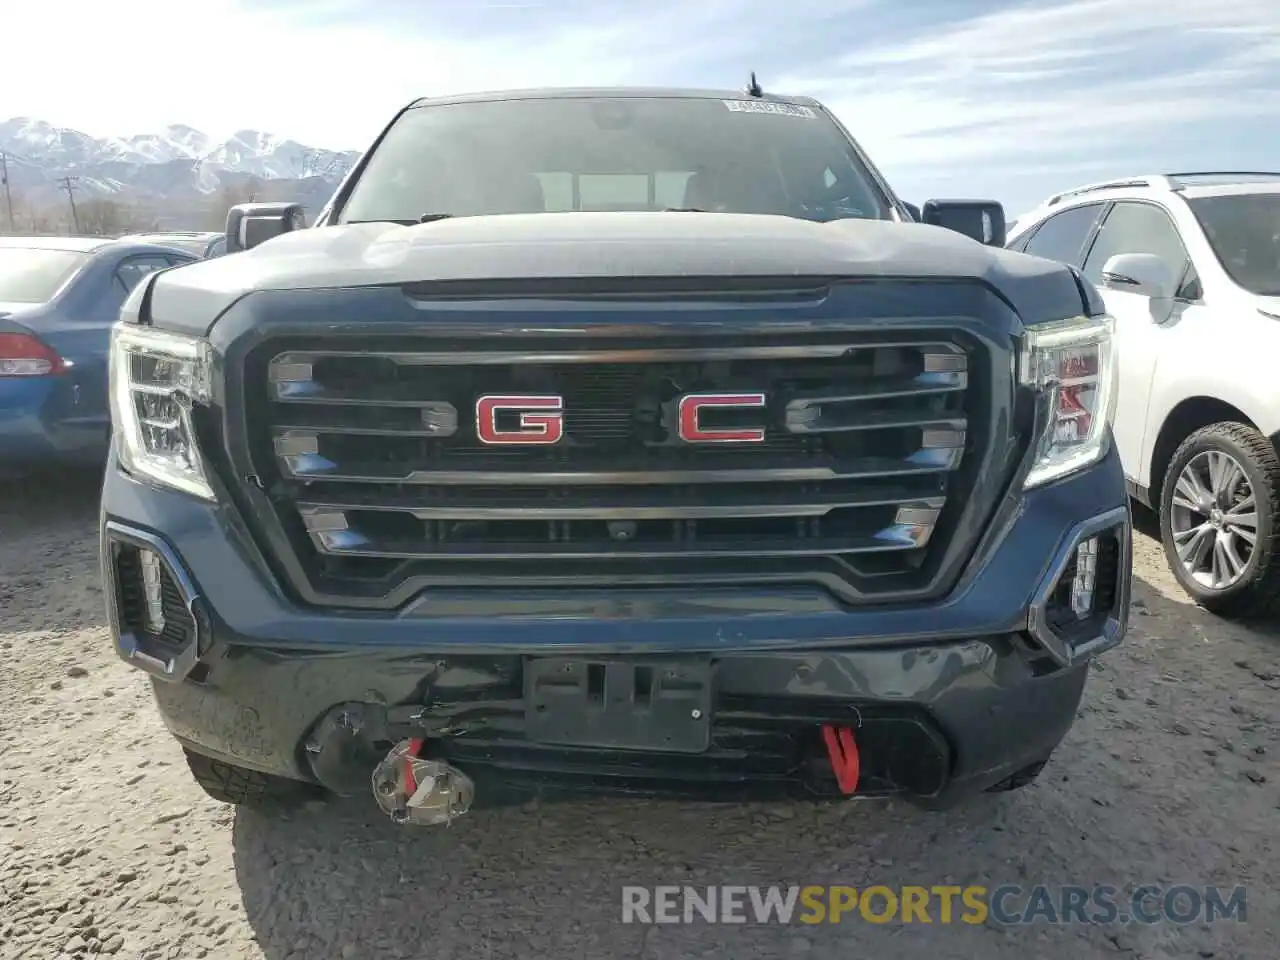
[0,248,88,304]
[337,96,894,225]
[1187,194,1280,296]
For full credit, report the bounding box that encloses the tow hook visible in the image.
[821,724,860,795]
[372,738,475,826]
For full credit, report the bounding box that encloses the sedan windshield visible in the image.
[0,248,88,303]
[1187,194,1280,296]
[337,96,894,225]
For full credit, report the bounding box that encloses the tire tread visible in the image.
[183,749,315,808]
[984,758,1048,793]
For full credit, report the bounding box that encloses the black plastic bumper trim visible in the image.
[102,520,206,683]
[1027,505,1131,666]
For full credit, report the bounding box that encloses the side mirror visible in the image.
[225,201,306,253]
[1100,253,1175,301]
[921,199,1007,246]
[902,201,921,222]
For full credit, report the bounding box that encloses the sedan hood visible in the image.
[147,212,1082,333]
[1257,295,1280,320]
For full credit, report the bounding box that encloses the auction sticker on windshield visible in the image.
[723,100,817,118]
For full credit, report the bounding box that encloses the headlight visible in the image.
[109,323,215,500]
[1020,314,1117,489]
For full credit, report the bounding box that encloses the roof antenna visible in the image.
[745,71,764,98]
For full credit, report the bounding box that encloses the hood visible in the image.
[146,212,1082,332]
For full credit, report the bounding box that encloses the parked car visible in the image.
[102,84,1130,818]
[117,231,227,259]
[0,235,199,474]
[1008,172,1280,617]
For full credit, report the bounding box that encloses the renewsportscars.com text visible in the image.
[620,884,1247,926]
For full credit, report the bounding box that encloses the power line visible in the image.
[58,176,81,233]
[0,153,13,232]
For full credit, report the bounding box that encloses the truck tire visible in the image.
[183,749,319,809]
[905,756,1051,811]
[1158,422,1280,619]
[984,758,1048,793]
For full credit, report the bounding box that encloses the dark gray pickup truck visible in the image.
[101,85,1129,824]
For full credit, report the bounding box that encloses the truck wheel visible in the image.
[1158,422,1280,619]
[183,749,319,809]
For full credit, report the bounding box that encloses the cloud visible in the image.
[4,0,877,147]
[2,0,1277,211]
[781,0,1280,204]
[667,0,1269,211]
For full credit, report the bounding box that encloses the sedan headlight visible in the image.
[109,323,215,500]
[1020,314,1117,489]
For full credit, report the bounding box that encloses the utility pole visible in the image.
[58,176,80,234]
[0,152,13,233]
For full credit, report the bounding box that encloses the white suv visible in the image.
[1008,172,1280,618]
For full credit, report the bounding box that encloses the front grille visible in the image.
[240,330,989,603]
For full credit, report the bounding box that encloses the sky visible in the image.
[4,0,1280,215]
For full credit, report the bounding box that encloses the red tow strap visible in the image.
[821,724,860,795]
[402,737,426,794]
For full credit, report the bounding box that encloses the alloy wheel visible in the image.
[1168,450,1258,590]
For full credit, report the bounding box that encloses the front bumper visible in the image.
[101,443,1131,804]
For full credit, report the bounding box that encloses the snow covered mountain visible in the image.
[0,117,360,213]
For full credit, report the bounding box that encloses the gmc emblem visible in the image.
[677,393,767,443]
[473,392,769,445]
[475,395,564,445]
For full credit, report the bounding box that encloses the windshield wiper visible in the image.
[662,207,709,212]
[344,213,455,226]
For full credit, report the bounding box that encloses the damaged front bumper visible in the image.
[100,444,1130,809]
[263,641,1089,806]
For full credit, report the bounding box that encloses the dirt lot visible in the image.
[0,472,1276,960]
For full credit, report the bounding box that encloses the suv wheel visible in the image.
[183,749,320,809]
[1158,422,1280,618]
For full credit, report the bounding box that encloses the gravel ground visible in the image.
[1,471,1276,960]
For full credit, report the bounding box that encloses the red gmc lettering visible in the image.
[677,393,767,443]
[475,395,564,444]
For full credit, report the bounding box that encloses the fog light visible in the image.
[139,548,166,634]
[1070,536,1099,619]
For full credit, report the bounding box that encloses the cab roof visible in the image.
[407,86,823,110]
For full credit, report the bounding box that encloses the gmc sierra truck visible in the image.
[101,85,1131,822]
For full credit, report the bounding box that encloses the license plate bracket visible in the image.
[524,656,713,753]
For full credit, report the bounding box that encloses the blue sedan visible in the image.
[0,236,200,474]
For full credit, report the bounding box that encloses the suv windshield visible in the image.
[0,248,88,303]
[337,95,894,225]
[1187,194,1280,296]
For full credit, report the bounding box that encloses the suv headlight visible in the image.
[1020,314,1117,489]
[109,323,215,500]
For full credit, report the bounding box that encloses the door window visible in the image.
[1082,202,1189,286]
[1007,229,1032,252]
[1022,203,1105,266]
[1177,264,1203,301]
[113,255,173,295]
